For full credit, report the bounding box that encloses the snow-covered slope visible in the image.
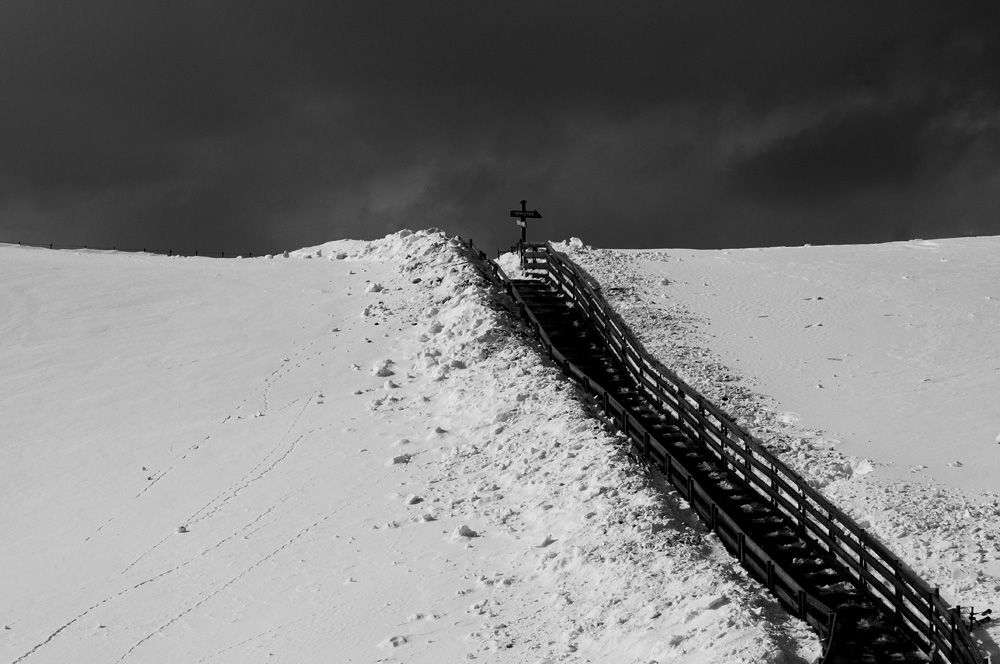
[0,231,819,664]
[560,237,1000,660]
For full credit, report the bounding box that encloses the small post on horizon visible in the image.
[509,199,542,262]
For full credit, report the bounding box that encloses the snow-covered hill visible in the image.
[1,231,821,664]
[560,237,1000,661]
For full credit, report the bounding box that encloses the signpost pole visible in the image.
[520,200,528,247]
[509,200,542,266]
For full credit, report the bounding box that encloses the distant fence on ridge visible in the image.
[3,240,261,259]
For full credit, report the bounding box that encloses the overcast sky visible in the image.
[2,2,999,255]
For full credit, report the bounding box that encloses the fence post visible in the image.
[929,587,938,646]
[894,560,903,623]
[950,608,956,655]
[697,401,706,447]
[799,487,807,529]
[859,531,869,590]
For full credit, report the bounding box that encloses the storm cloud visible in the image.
[2,1,999,253]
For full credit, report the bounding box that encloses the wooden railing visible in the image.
[493,241,985,664]
[5,240,255,258]
[462,239,835,662]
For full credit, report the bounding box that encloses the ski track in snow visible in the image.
[120,400,322,578]
[187,398,317,526]
[93,341,321,545]
[192,621,297,664]
[117,344,326,575]
[16,472,344,664]
[114,511,340,663]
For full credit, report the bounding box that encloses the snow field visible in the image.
[0,231,822,664]
[558,238,1000,658]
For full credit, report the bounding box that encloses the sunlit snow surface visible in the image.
[561,236,1000,660]
[1,231,819,664]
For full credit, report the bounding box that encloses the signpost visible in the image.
[509,199,542,247]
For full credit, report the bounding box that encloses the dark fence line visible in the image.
[468,241,837,662]
[525,242,985,664]
[4,240,258,259]
[464,238,986,664]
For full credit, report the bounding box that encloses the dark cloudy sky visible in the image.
[2,2,1000,255]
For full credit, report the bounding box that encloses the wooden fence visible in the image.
[4,240,254,258]
[466,238,986,664]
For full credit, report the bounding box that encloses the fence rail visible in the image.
[3,240,256,259]
[467,239,986,664]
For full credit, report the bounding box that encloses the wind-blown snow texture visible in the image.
[1,230,819,664]
[556,237,1000,661]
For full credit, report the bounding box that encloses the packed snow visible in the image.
[557,236,1000,661]
[1,230,822,664]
